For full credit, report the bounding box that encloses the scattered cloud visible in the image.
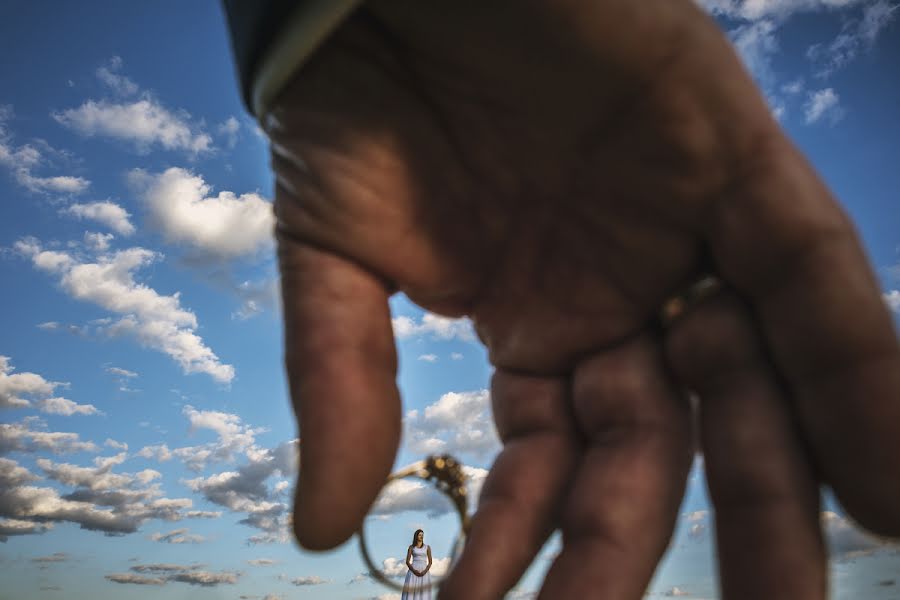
[246,558,278,566]
[0,355,58,409]
[418,354,438,363]
[84,231,115,252]
[729,19,780,86]
[450,352,463,360]
[107,563,238,586]
[0,106,89,194]
[683,510,709,540]
[884,290,900,313]
[35,396,100,416]
[0,418,99,455]
[804,88,845,124]
[95,56,138,96]
[230,276,279,320]
[392,313,475,342]
[149,527,205,544]
[404,390,500,460]
[1,454,200,537]
[0,517,53,541]
[105,573,167,585]
[371,466,487,519]
[15,239,234,383]
[53,99,212,155]
[31,552,68,564]
[697,0,870,22]
[290,575,328,586]
[808,1,900,77]
[104,439,128,451]
[169,570,239,586]
[218,116,240,148]
[0,356,97,415]
[136,443,173,463]
[129,167,273,260]
[173,405,267,470]
[183,440,298,544]
[105,366,137,378]
[62,201,135,235]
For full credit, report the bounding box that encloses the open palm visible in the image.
[264,1,900,598]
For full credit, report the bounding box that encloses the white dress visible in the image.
[401,544,432,600]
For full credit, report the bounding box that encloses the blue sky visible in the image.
[0,1,898,599]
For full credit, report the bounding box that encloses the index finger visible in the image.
[706,129,900,535]
[278,232,401,549]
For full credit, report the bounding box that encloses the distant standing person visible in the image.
[402,529,433,599]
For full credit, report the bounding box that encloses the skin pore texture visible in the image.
[264,1,900,598]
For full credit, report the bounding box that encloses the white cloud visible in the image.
[105,366,138,378]
[663,587,691,597]
[170,570,239,586]
[53,98,212,154]
[0,455,199,536]
[371,466,487,519]
[15,171,90,194]
[177,405,265,468]
[0,517,53,541]
[32,552,69,564]
[247,558,278,566]
[683,510,709,539]
[0,356,97,415]
[129,167,273,260]
[418,354,438,363]
[290,575,328,586]
[107,564,239,587]
[450,352,463,360]
[16,239,234,383]
[182,440,297,544]
[697,0,868,21]
[804,88,845,124]
[96,56,138,96]
[35,396,100,416]
[218,116,240,148]
[730,19,780,85]
[859,1,900,42]
[808,1,899,76]
[105,573,167,585]
[105,438,128,451]
[392,313,475,342]
[0,107,89,194]
[84,232,115,252]
[404,390,500,460]
[0,419,99,455]
[149,527,205,544]
[885,290,900,313]
[136,443,173,462]
[230,277,279,320]
[63,201,135,235]
[0,356,56,409]
[782,78,805,95]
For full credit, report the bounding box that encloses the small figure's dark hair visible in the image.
[411,529,424,546]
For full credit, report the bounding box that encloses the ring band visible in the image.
[659,275,724,327]
[357,454,472,591]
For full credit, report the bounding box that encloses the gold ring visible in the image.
[659,275,724,327]
[357,454,472,592]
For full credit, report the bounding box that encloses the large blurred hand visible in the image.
[264,1,900,597]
